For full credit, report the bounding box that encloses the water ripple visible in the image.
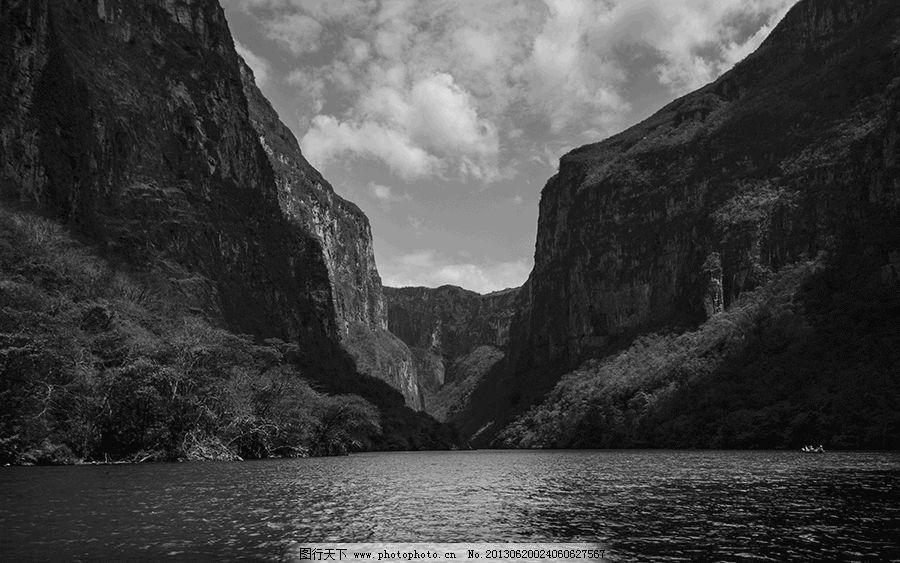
[1,451,899,560]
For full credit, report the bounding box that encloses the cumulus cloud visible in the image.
[345,37,371,65]
[370,183,394,201]
[368,182,411,210]
[264,13,323,55]
[291,0,793,179]
[222,0,286,11]
[288,0,376,26]
[300,115,441,180]
[522,0,631,133]
[225,0,798,292]
[408,74,499,158]
[239,0,797,141]
[302,71,500,182]
[518,0,797,131]
[381,250,531,294]
[233,40,272,87]
[581,0,797,94]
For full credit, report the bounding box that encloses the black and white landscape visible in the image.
[1,0,898,560]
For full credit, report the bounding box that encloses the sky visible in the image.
[221,0,797,293]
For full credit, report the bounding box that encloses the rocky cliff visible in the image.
[0,0,432,425]
[238,60,423,409]
[457,0,900,444]
[1,0,334,345]
[386,285,517,361]
[384,285,517,419]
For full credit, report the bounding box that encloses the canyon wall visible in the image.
[384,285,518,420]
[238,60,422,409]
[0,0,423,409]
[456,0,900,443]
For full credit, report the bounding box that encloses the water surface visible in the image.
[1,450,898,560]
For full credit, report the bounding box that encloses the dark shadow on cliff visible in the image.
[295,342,463,452]
[0,204,459,464]
[462,0,900,449]
[630,242,900,449]
[498,254,900,449]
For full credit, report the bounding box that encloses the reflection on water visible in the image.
[1,450,899,560]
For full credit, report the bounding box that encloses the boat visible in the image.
[801,445,825,453]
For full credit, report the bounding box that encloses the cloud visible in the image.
[288,0,376,27]
[718,5,792,70]
[368,182,411,210]
[345,37,371,65]
[222,0,286,11]
[366,72,500,178]
[407,216,424,236]
[380,250,531,293]
[591,0,797,94]
[284,68,327,118]
[223,0,800,295]
[370,183,394,201]
[300,115,441,180]
[303,71,501,182]
[233,40,272,87]
[265,13,323,55]
[521,0,631,134]
[408,74,499,159]
[516,0,797,132]
[237,0,796,181]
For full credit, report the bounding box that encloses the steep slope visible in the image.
[1,0,333,346]
[458,0,900,445]
[238,60,423,409]
[0,0,451,454]
[384,285,517,420]
[0,207,384,463]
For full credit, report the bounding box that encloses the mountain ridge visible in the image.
[0,0,453,460]
[452,0,900,445]
[383,284,518,420]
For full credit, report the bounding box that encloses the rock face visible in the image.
[457,0,900,443]
[384,285,518,419]
[238,61,386,334]
[386,285,517,361]
[0,0,422,409]
[2,0,331,345]
[238,60,423,409]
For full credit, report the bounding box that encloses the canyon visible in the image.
[453,0,900,446]
[1,0,897,458]
[383,285,518,421]
[0,0,453,461]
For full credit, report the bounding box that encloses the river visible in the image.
[1,450,898,560]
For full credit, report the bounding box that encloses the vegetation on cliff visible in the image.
[383,285,518,420]
[457,0,900,447]
[0,0,459,460]
[499,257,900,449]
[0,207,456,464]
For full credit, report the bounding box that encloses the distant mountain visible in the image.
[383,285,518,421]
[458,0,900,448]
[0,0,454,462]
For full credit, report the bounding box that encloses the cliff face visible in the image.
[384,285,518,419]
[458,0,900,442]
[238,61,423,409]
[238,61,386,333]
[0,0,424,409]
[385,285,517,361]
[1,0,334,346]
